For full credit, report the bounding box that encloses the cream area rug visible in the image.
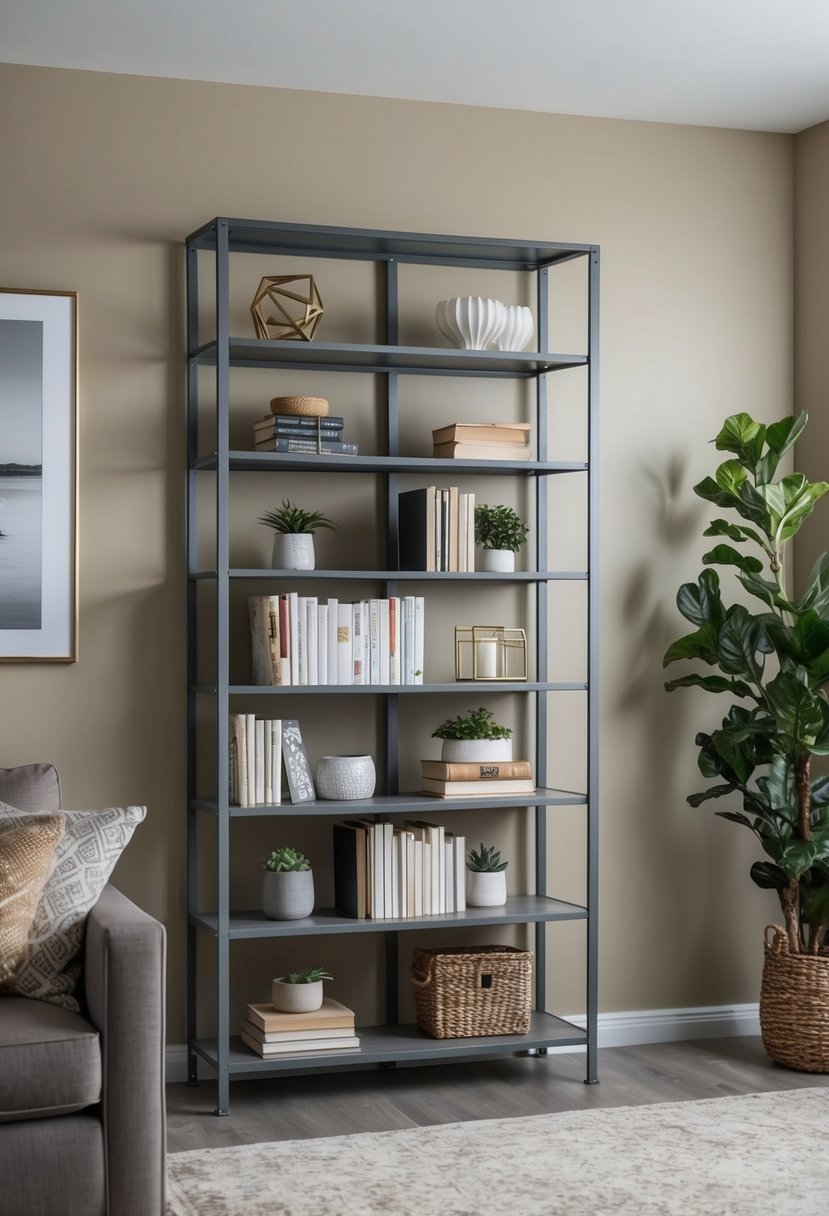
[166,1088,829,1216]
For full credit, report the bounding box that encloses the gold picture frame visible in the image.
[0,289,78,662]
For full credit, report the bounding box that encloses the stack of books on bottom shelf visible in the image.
[241,998,360,1059]
[420,759,535,798]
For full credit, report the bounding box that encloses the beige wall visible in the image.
[0,64,795,1042]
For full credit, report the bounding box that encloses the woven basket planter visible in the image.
[270,395,329,417]
[760,925,829,1072]
[411,945,532,1039]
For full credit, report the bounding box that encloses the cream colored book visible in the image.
[245,997,355,1034]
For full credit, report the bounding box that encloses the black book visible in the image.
[255,438,359,455]
[332,823,367,919]
[261,414,346,430]
[270,424,345,440]
[398,487,436,572]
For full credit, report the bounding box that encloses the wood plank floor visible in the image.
[166,1036,829,1151]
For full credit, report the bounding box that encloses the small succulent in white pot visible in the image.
[466,842,508,907]
[259,499,337,571]
[271,966,333,1014]
[261,847,314,920]
[431,707,513,763]
[474,503,530,572]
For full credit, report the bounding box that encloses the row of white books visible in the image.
[229,714,283,806]
[249,594,425,686]
[333,819,466,920]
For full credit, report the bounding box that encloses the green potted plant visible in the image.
[431,707,513,763]
[474,503,530,573]
[271,966,333,1014]
[261,846,314,920]
[664,410,829,1071]
[259,498,337,571]
[466,842,509,907]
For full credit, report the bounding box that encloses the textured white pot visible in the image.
[466,869,507,907]
[271,977,324,1013]
[435,296,506,350]
[315,755,376,801]
[477,548,515,573]
[271,533,315,570]
[262,869,315,920]
[496,305,535,352]
[441,738,513,763]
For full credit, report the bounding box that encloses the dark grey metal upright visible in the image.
[185,218,599,1114]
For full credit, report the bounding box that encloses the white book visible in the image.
[402,596,416,684]
[327,598,339,685]
[362,600,370,686]
[391,828,399,919]
[245,712,256,806]
[336,602,352,685]
[389,597,401,685]
[404,832,415,918]
[383,821,393,918]
[435,488,443,572]
[255,719,265,803]
[422,840,432,916]
[317,603,329,685]
[436,824,445,913]
[277,595,292,686]
[413,838,423,917]
[229,713,245,806]
[372,822,385,917]
[271,719,282,805]
[264,720,272,804]
[369,599,380,685]
[414,596,424,685]
[444,839,454,915]
[379,599,390,686]
[458,493,468,573]
[288,592,300,684]
[241,1029,361,1057]
[454,833,466,912]
[305,597,318,684]
[466,492,476,573]
[394,829,408,918]
[352,602,365,685]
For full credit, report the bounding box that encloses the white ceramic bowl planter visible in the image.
[467,869,508,907]
[271,977,324,1014]
[477,548,515,573]
[272,533,315,571]
[262,869,315,920]
[315,755,376,801]
[440,738,513,763]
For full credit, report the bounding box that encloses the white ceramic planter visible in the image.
[435,296,506,350]
[441,738,513,763]
[466,869,507,907]
[271,977,324,1013]
[496,304,535,352]
[315,754,376,801]
[272,533,315,570]
[262,869,315,920]
[477,548,515,573]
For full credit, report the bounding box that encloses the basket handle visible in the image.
[764,924,788,955]
[410,967,432,989]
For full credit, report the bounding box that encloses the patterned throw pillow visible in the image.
[0,801,146,1011]
[0,815,65,985]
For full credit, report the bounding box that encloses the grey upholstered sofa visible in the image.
[0,764,166,1216]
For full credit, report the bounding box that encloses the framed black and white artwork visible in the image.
[0,289,77,662]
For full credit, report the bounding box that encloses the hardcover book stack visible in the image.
[254,409,358,456]
[333,820,467,920]
[420,758,535,799]
[249,594,425,686]
[241,998,360,1058]
[432,422,533,462]
[398,485,476,571]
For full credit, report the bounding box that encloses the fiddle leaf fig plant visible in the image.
[664,411,829,956]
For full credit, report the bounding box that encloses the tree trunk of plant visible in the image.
[780,880,801,955]
[796,754,812,843]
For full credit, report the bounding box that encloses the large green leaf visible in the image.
[664,673,753,696]
[717,607,766,682]
[795,552,829,618]
[756,413,808,484]
[765,671,826,744]
[714,413,764,463]
[714,808,755,828]
[778,839,818,880]
[675,569,723,628]
[715,459,748,496]
[686,783,736,807]
[663,627,719,669]
[708,727,756,785]
[693,476,771,530]
[702,544,763,575]
[703,518,768,549]
[801,876,829,926]
[760,611,829,687]
[758,474,829,543]
[738,570,795,612]
[750,861,789,890]
[810,776,829,807]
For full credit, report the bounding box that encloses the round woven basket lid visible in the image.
[270,395,329,417]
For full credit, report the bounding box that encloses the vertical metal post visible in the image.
[383,259,400,1028]
[534,268,549,1014]
[186,241,200,1085]
[585,247,601,1085]
[215,220,232,1114]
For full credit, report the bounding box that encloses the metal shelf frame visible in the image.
[186,217,599,1114]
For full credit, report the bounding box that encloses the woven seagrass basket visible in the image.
[270,395,329,417]
[411,945,532,1039]
[760,925,829,1072]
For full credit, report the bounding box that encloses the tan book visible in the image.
[433,441,533,461]
[421,776,536,798]
[245,997,355,1033]
[242,1018,358,1045]
[432,422,532,446]
[241,1029,360,1057]
[421,759,534,782]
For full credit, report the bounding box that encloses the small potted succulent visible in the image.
[261,846,314,920]
[259,498,337,571]
[271,966,333,1014]
[474,503,530,573]
[466,842,508,907]
[431,706,513,763]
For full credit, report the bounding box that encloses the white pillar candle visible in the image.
[475,639,498,679]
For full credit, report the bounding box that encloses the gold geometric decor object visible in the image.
[454,625,528,682]
[250,275,325,342]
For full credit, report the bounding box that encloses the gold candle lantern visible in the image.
[454,626,528,682]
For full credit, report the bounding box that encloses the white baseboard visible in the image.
[165,1002,760,1083]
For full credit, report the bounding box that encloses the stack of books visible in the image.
[249,594,425,686]
[420,758,535,799]
[241,998,360,1058]
[432,422,533,461]
[398,485,475,571]
[333,819,467,919]
[254,411,358,456]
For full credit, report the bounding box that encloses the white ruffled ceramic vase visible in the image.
[436,297,506,350]
[496,305,534,352]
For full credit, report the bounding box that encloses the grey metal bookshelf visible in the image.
[185,216,599,1115]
